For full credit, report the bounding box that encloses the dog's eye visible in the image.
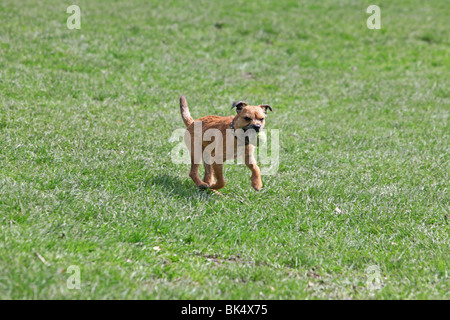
[244,117,251,121]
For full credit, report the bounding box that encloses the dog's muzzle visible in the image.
[250,124,262,132]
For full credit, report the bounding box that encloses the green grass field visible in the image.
[0,0,448,299]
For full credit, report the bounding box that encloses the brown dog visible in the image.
[179,95,272,191]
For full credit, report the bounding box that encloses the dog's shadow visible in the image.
[148,173,213,200]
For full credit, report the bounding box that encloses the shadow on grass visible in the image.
[148,173,213,200]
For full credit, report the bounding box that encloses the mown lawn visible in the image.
[0,0,448,299]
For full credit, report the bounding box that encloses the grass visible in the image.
[0,0,449,299]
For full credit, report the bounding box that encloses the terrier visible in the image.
[179,95,272,191]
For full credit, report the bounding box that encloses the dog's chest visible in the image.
[201,130,250,161]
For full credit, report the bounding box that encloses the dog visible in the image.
[179,95,272,191]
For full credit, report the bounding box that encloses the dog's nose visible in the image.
[252,124,261,132]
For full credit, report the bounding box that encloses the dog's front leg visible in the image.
[244,147,262,191]
[203,162,215,185]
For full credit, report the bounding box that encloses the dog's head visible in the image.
[231,101,272,133]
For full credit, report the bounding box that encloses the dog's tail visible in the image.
[180,95,194,127]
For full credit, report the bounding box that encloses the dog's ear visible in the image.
[260,104,272,114]
[231,101,248,113]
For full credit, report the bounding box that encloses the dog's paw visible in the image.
[197,183,210,190]
[209,181,226,190]
[252,181,262,191]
